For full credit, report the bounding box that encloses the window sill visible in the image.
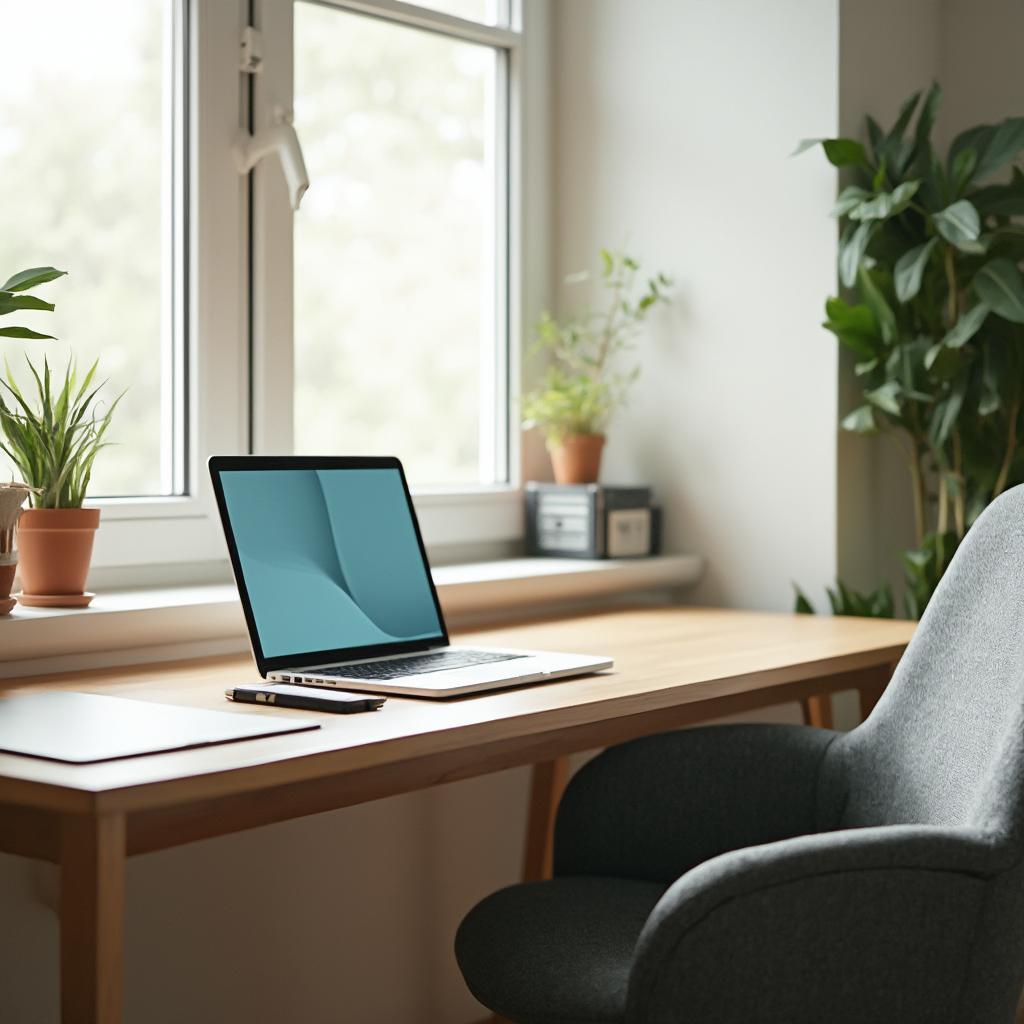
[0,554,703,679]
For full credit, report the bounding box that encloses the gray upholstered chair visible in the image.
[456,484,1024,1024]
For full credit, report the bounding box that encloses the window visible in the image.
[0,0,186,498]
[291,3,506,487]
[0,0,529,577]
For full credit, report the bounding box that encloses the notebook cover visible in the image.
[0,691,320,764]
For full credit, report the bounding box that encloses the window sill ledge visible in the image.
[0,554,703,679]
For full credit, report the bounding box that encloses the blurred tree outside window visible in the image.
[292,1,507,488]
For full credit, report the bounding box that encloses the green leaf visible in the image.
[894,238,938,303]
[823,138,867,167]
[0,293,55,315]
[854,357,879,376]
[972,167,1024,217]
[872,158,888,192]
[950,147,978,195]
[0,267,66,293]
[849,180,920,222]
[933,200,981,249]
[941,301,990,349]
[793,585,815,615]
[865,380,902,416]
[599,249,613,276]
[857,266,897,343]
[890,90,921,141]
[841,404,878,433]
[792,137,867,167]
[974,259,1024,324]
[0,326,57,340]
[914,82,941,150]
[831,185,871,218]
[928,376,968,447]
[974,117,1024,182]
[792,137,824,156]
[949,125,990,170]
[980,346,1002,416]
[839,222,874,288]
[822,297,881,358]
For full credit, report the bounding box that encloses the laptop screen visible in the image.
[216,466,445,661]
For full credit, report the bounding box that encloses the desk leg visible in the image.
[857,663,895,720]
[60,813,126,1024]
[522,757,569,883]
[801,695,833,729]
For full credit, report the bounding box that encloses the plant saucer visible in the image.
[16,592,95,609]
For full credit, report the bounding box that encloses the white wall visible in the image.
[551,0,841,612]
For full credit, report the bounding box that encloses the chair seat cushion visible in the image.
[455,876,666,1024]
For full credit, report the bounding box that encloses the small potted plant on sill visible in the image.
[522,249,671,484]
[0,358,122,607]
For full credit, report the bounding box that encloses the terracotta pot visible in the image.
[16,508,100,602]
[547,433,606,485]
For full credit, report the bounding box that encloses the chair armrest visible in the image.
[554,724,837,884]
[627,825,1005,1024]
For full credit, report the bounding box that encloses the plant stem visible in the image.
[937,472,949,535]
[908,444,926,547]
[952,428,966,538]
[944,245,958,325]
[993,398,1021,499]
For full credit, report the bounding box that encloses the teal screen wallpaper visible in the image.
[219,468,443,658]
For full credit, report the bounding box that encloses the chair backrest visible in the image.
[825,484,1024,840]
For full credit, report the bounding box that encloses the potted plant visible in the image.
[0,483,30,616]
[0,266,66,612]
[522,249,671,484]
[0,358,121,607]
[794,83,1024,618]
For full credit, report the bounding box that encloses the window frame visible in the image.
[87,0,533,579]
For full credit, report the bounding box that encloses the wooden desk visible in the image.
[0,605,915,1024]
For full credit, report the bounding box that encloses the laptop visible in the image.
[209,456,613,698]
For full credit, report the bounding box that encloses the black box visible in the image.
[525,483,659,559]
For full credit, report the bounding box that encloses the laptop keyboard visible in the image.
[312,650,527,681]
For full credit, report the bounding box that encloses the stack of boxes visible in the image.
[525,483,661,559]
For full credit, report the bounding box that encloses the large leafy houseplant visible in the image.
[523,249,671,483]
[796,84,1024,618]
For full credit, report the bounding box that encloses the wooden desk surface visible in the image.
[0,606,914,834]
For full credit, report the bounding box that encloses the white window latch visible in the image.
[240,26,263,74]
[234,106,310,212]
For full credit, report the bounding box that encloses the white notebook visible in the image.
[0,691,319,764]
